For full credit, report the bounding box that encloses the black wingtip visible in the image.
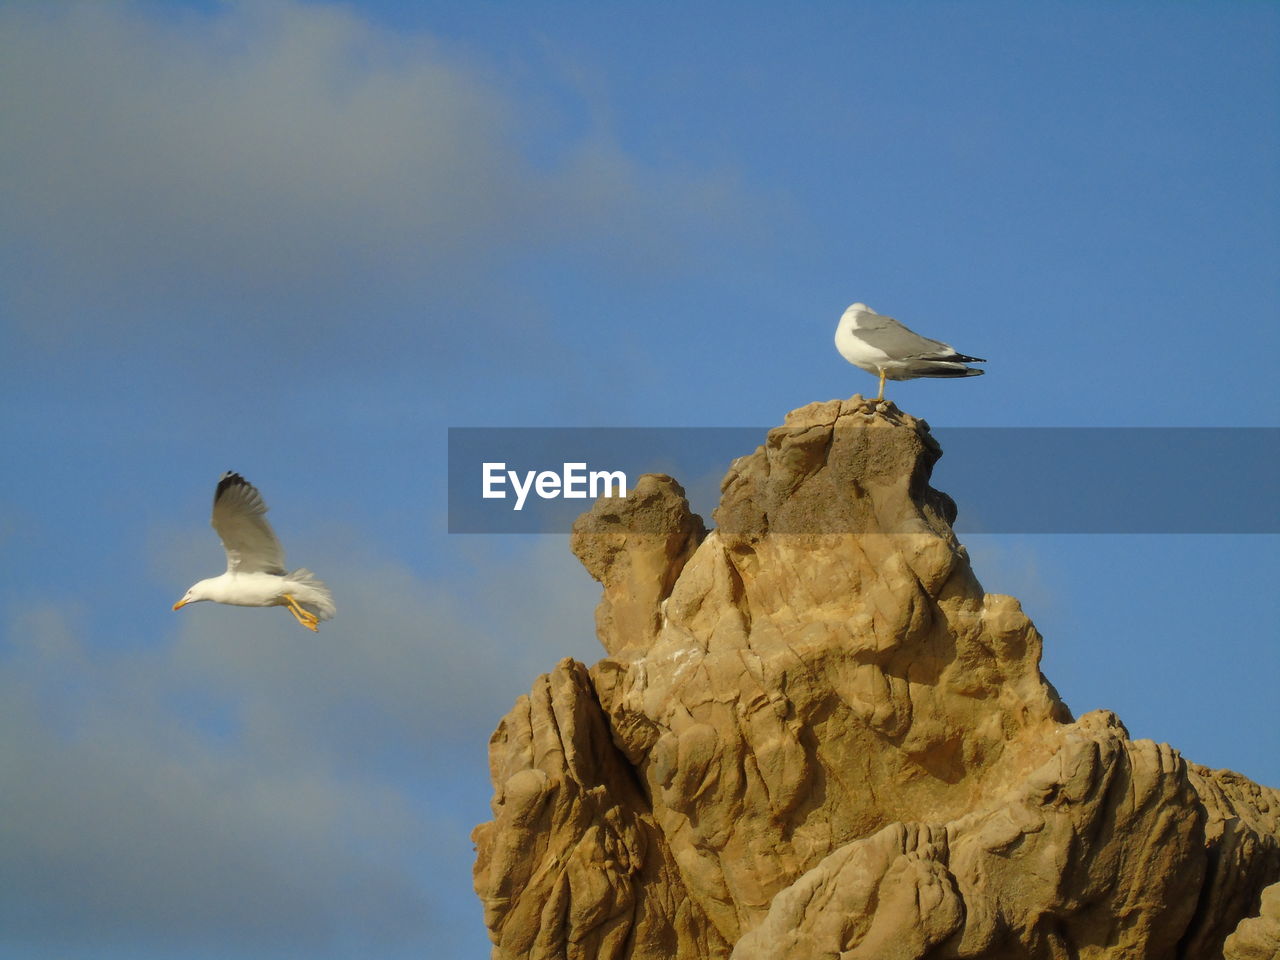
[919,367,985,379]
[215,471,250,502]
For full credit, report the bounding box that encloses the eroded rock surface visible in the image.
[1224,881,1280,960]
[474,396,1280,959]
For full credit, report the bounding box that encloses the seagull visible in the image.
[835,302,985,401]
[173,472,335,632]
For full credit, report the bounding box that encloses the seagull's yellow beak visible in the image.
[173,599,188,610]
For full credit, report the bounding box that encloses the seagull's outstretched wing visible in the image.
[211,472,286,574]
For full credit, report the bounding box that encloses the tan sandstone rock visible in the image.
[474,396,1280,959]
[1224,881,1280,960]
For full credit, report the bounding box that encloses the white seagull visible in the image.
[173,472,335,632]
[835,302,985,401]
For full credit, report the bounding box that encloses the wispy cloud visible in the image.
[0,605,430,953]
[0,0,744,343]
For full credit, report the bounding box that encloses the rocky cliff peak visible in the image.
[473,397,1280,960]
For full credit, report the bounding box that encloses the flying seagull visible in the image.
[835,302,985,401]
[173,472,335,631]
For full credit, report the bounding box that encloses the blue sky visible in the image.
[1,2,1276,957]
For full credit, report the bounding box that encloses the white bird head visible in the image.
[172,580,213,611]
[837,302,875,332]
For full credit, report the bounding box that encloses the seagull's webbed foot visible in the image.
[283,593,320,632]
[294,609,320,632]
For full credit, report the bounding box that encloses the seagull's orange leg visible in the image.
[875,369,887,402]
[282,594,319,631]
[291,601,319,630]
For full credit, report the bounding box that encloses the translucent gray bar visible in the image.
[447,427,1279,534]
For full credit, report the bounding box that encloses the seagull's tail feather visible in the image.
[288,568,336,621]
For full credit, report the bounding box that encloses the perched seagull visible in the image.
[173,472,335,632]
[835,302,985,401]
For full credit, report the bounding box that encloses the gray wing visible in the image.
[211,472,286,574]
[854,311,961,359]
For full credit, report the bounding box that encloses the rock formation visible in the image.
[472,396,1280,959]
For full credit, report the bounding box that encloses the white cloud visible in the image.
[0,605,429,952]
[0,0,744,340]
[0,1,504,330]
